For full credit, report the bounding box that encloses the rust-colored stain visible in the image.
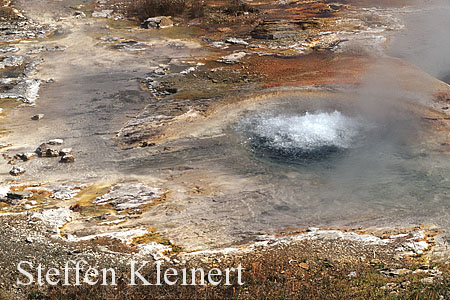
[245,54,375,86]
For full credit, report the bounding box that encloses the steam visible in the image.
[388,0,450,83]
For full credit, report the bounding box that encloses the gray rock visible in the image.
[9,166,25,176]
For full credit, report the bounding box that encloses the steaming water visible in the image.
[241,111,371,161]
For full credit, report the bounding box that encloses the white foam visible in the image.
[244,111,367,152]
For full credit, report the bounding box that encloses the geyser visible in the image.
[240,111,371,161]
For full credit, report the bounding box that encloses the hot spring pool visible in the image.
[119,94,450,245]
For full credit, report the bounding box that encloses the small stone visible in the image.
[9,166,25,176]
[380,268,412,276]
[348,271,357,278]
[15,152,36,161]
[60,154,75,163]
[59,148,72,156]
[421,277,434,284]
[380,282,399,290]
[6,191,33,199]
[31,114,44,120]
[226,38,249,46]
[153,68,166,75]
[48,139,64,145]
[299,263,309,270]
[73,11,86,18]
[219,52,247,64]
[25,237,33,243]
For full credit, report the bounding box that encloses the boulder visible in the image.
[142,16,173,29]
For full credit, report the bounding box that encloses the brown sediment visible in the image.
[245,53,375,87]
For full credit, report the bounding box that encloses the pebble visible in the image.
[31,114,44,120]
[348,271,357,278]
[48,138,64,145]
[421,277,434,284]
[16,152,36,161]
[9,166,25,176]
[59,154,75,163]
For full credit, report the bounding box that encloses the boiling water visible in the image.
[240,111,372,161]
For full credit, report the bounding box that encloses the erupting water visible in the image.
[241,111,370,160]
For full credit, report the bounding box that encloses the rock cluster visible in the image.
[34,140,73,162]
[0,19,53,44]
[0,55,24,69]
[27,45,67,54]
[0,78,41,104]
[0,45,19,53]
